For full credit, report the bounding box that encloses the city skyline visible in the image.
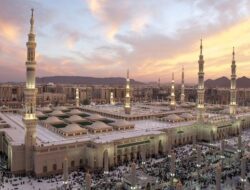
[0,0,250,83]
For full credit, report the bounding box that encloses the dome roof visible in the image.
[45,116,64,124]
[68,109,83,115]
[89,121,112,130]
[36,111,45,117]
[60,124,87,133]
[86,114,105,121]
[50,110,66,116]
[67,115,86,122]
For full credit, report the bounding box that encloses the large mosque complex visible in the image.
[0,9,250,189]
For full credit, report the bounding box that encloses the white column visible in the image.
[170,72,176,110]
[241,157,246,189]
[76,88,79,107]
[131,162,137,187]
[216,164,221,190]
[85,172,91,190]
[63,157,69,187]
[180,66,185,104]
[104,151,109,174]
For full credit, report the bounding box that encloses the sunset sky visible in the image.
[0,0,250,83]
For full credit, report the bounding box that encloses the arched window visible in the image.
[53,164,57,171]
[43,166,47,173]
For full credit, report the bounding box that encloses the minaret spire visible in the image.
[230,47,237,116]
[23,8,37,174]
[180,66,185,104]
[30,8,34,33]
[170,72,176,110]
[232,47,235,61]
[124,69,131,114]
[200,39,203,55]
[197,39,205,123]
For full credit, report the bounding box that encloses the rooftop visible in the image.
[1,104,249,147]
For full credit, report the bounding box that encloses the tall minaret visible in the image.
[158,78,161,88]
[230,47,237,116]
[197,39,205,123]
[22,8,37,173]
[170,72,176,110]
[110,91,115,105]
[76,88,79,107]
[124,69,131,114]
[180,66,185,104]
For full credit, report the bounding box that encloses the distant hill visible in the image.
[36,76,144,85]
[205,76,250,88]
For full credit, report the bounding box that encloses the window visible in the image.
[71,160,75,168]
[43,166,47,173]
[80,159,83,166]
[53,164,57,171]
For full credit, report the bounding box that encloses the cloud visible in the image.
[86,0,154,38]
[0,20,20,43]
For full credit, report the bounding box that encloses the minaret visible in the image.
[22,8,37,173]
[63,157,69,187]
[158,78,161,88]
[180,66,185,104]
[230,47,237,116]
[110,91,115,105]
[216,164,222,190]
[131,162,137,187]
[197,39,205,123]
[170,151,176,187]
[124,69,131,114]
[76,88,79,107]
[85,172,92,190]
[170,72,176,110]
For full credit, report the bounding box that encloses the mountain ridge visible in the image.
[205,76,250,88]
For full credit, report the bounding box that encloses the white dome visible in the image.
[45,116,64,124]
[67,115,86,122]
[50,110,66,116]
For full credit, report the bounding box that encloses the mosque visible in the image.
[0,9,250,179]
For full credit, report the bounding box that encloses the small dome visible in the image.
[68,109,83,115]
[86,114,105,121]
[60,124,87,133]
[36,111,45,117]
[50,110,66,116]
[88,121,112,130]
[67,115,86,122]
[45,116,64,124]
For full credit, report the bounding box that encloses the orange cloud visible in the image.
[0,19,20,43]
[135,18,250,83]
